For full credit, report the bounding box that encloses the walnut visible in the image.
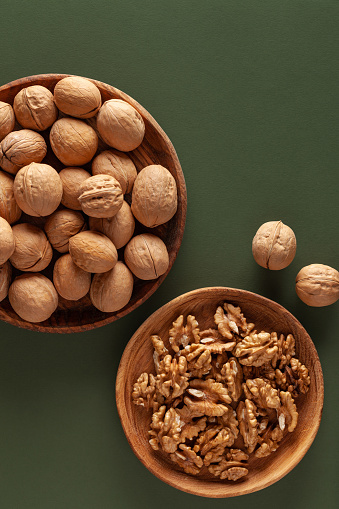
[44,209,86,253]
[177,415,207,443]
[237,399,259,453]
[272,333,295,369]
[54,76,101,118]
[124,233,169,280]
[149,406,182,453]
[214,306,237,340]
[184,379,232,416]
[290,358,310,394]
[50,118,98,166]
[131,165,178,227]
[0,129,47,175]
[78,174,123,218]
[155,355,189,401]
[89,201,135,249]
[296,264,339,307]
[221,358,243,402]
[96,99,145,151]
[169,314,200,353]
[255,425,284,458]
[170,444,203,475]
[0,170,22,224]
[243,378,280,409]
[10,223,52,272]
[53,253,91,301]
[92,149,137,194]
[151,335,169,373]
[199,329,236,355]
[194,426,234,465]
[0,217,15,265]
[216,303,255,338]
[252,220,297,270]
[233,331,278,367]
[90,261,133,312]
[59,167,92,210]
[179,344,212,378]
[208,457,249,481]
[69,230,118,273]
[277,391,298,432]
[0,261,12,302]
[0,101,15,141]
[13,85,58,131]
[132,373,163,412]
[14,163,63,217]
[8,273,58,322]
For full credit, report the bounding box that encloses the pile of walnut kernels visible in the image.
[132,302,310,481]
[0,76,178,323]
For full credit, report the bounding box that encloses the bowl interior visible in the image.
[0,74,186,333]
[116,287,324,498]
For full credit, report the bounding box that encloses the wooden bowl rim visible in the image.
[0,74,187,333]
[116,286,324,498]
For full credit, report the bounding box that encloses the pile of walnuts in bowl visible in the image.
[0,76,178,323]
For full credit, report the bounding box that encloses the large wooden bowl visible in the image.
[0,74,186,333]
[116,287,324,498]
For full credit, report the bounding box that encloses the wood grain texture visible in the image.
[116,287,324,498]
[0,74,187,333]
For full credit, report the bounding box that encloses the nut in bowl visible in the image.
[116,287,324,498]
[0,74,186,332]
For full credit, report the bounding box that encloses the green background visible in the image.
[0,1,338,507]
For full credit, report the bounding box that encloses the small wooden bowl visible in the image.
[116,287,324,498]
[0,74,186,333]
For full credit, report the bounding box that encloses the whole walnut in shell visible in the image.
[14,163,63,217]
[131,165,178,228]
[44,209,87,253]
[0,261,12,302]
[96,99,145,152]
[92,149,137,194]
[8,273,58,323]
[0,170,22,224]
[78,174,123,218]
[124,233,169,280]
[296,264,339,307]
[89,200,135,249]
[90,261,134,312]
[252,221,297,270]
[0,217,15,265]
[54,76,102,118]
[13,85,58,131]
[10,223,53,272]
[50,118,98,166]
[69,230,118,273]
[53,253,91,301]
[0,101,15,141]
[0,129,47,175]
[59,167,91,210]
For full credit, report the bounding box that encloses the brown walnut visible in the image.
[131,165,178,227]
[90,261,134,312]
[50,117,98,166]
[124,233,169,280]
[78,174,123,218]
[53,253,91,301]
[89,201,135,249]
[0,217,15,265]
[0,129,47,175]
[0,170,22,224]
[8,273,58,323]
[92,149,137,194]
[59,167,91,210]
[54,76,102,118]
[10,223,53,272]
[69,230,118,273]
[44,209,87,253]
[295,264,339,307]
[0,101,15,141]
[13,85,58,131]
[14,163,63,217]
[252,221,297,270]
[0,261,12,302]
[96,99,145,151]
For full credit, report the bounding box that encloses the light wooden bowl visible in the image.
[0,74,186,333]
[116,287,324,498]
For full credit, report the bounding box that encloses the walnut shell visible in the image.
[131,165,178,227]
[0,129,47,175]
[252,221,297,270]
[44,209,87,253]
[69,230,118,273]
[0,101,15,141]
[78,174,123,218]
[0,261,12,302]
[0,217,15,265]
[8,273,58,323]
[54,76,101,118]
[59,167,92,210]
[50,117,98,166]
[0,170,22,224]
[53,253,91,301]
[92,149,137,194]
[90,261,133,312]
[10,223,53,272]
[96,99,145,151]
[14,163,63,217]
[124,233,169,280]
[89,200,135,249]
[13,85,58,131]
[296,264,339,307]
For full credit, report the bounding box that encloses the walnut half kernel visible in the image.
[132,302,310,481]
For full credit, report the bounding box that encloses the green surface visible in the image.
[0,0,338,507]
